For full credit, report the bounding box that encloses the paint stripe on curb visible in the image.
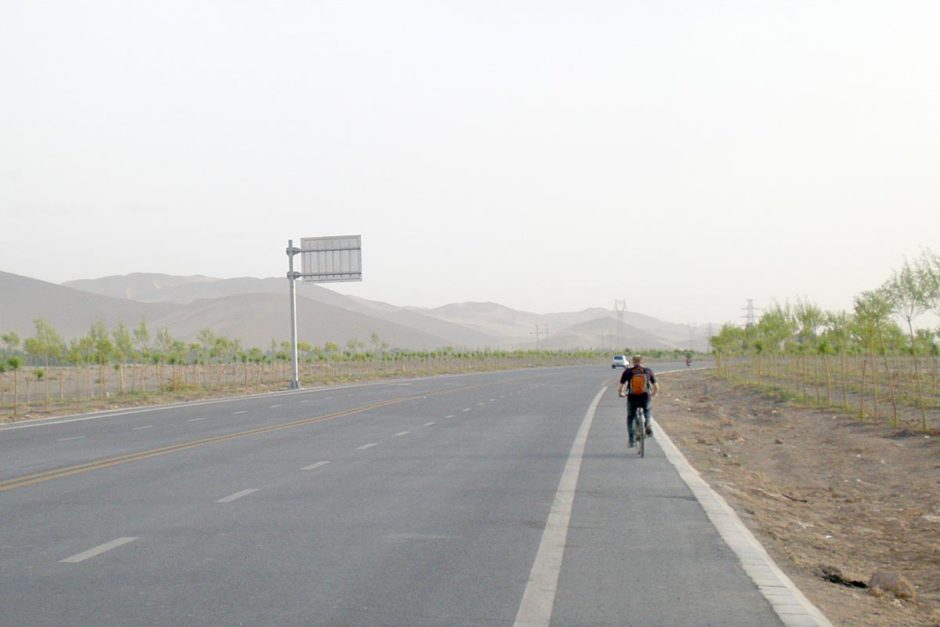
[656,425,833,627]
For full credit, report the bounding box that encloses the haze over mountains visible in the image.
[1,271,713,351]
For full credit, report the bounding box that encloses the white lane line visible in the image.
[57,436,86,442]
[489,398,496,402]
[477,402,485,406]
[424,421,436,427]
[514,386,606,627]
[132,425,153,431]
[188,417,207,422]
[396,431,411,437]
[301,461,331,471]
[445,414,455,419]
[269,404,281,409]
[462,408,471,412]
[356,442,378,450]
[215,489,258,503]
[60,537,138,563]
[232,410,248,415]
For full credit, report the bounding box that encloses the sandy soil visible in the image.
[655,369,940,627]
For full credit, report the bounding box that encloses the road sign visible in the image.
[300,235,362,282]
[286,235,363,389]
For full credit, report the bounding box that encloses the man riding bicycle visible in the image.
[617,355,658,447]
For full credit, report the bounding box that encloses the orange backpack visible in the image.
[629,367,648,395]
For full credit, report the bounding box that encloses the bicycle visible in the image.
[621,392,647,458]
[635,406,647,458]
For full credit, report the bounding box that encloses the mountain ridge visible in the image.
[3,271,713,351]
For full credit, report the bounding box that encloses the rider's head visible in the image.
[632,355,643,365]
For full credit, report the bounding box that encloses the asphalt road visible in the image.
[0,363,786,626]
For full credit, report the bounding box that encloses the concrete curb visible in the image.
[656,426,833,627]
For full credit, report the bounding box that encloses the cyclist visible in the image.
[685,354,692,368]
[617,354,658,447]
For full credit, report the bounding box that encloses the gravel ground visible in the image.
[655,369,940,627]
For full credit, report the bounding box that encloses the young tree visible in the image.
[7,356,21,418]
[756,304,798,353]
[133,320,151,393]
[24,319,64,367]
[2,331,21,355]
[853,290,898,423]
[87,321,115,400]
[793,301,826,402]
[23,319,64,407]
[823,312,855,408]
[883,252,938,429]
[112,323,135,395]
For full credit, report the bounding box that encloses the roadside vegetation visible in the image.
[709,250,940,431]
[0,321,695,422]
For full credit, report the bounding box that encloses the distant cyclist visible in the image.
[617,354,658,447]
[686,354,692,368]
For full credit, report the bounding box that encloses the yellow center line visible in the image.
[0,375,545,494]
[0,396,409,493]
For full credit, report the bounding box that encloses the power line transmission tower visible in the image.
[614,299,626,346]
[743,298,759,328]
[530,324,549,350]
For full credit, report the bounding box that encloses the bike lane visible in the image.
[548,380,827,626]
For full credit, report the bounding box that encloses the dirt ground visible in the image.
[656,369,940,627]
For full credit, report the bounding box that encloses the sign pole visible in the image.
[286,239,301,389]
[285,234,361,391]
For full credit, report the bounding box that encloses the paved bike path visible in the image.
[551,383,791,626]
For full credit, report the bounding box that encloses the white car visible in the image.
[611,354,628,369]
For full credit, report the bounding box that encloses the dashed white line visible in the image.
[424,421,436,427]
[57,436,86,442]
[216,489,258,503]
[396,431,411,437]
[489,398,496,402]
[189,417,206,422]
[269,404,281,409]
[356,443,378,450]
[232,410,248,415]
[132,425,153,431]
[462,408,471,412]
[301,461,331,471]
[60,537,138,563]
[477,402,485,406]
[445,414,455,419]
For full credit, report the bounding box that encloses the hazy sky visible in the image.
[2,1,938,325]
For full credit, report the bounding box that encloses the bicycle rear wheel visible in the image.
[636,408,645,458]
